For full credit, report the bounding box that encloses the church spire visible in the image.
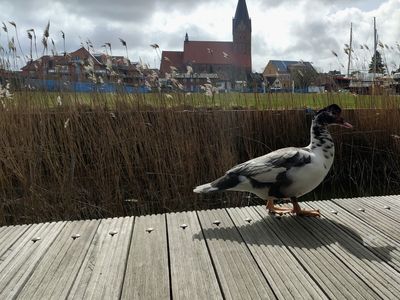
[234,0,250,21]
[233,0,251,35]
[232,0,252,74]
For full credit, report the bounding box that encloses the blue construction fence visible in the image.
[24,79,151,93]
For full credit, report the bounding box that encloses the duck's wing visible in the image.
[195,147,312,194]
[227,147,311,183]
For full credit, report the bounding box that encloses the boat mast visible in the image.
[347,22,353,78]
[373,17,377,78]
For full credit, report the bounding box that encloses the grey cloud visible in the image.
[257,0,383,9]
[287,19,340,55]
[0,0,218,61]
[59,0,217,23]
[2,0,218,31]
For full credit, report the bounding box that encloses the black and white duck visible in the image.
[193,104,352,217]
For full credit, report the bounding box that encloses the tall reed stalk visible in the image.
[0,92,399,225]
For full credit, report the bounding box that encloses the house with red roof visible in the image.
[160,0,252,92]
[20,47,152,87]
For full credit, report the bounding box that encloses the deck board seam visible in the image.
[13,222,68,298]
[195,210,226,300]
[224,207,278,300]
[354,197,400,223]
[65,220,102,299]
[46,220,99,299]
[331,199,400,241]
[306,200,400,247]
[252,207,332,300]
[118,216,136,300]
[164,214,173,300]
[19,222,71,297]
[41,221,90,298]
[304,214,400,293]
[305,201,400,273]
[0,225,32,259]
[290,209,386,300]
[338,197,400,224]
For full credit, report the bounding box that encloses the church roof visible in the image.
[183,41,234,65]
[159,40,251,75]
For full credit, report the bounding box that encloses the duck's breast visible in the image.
[283,152,333,197]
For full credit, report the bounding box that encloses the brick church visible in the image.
[159,0,252,91]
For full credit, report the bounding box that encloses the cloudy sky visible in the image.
[1,0,399,73]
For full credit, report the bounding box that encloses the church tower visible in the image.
[232,0,252,72]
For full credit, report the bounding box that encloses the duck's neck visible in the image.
[308,121,334,156]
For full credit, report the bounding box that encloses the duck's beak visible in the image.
[341,122,353,129]
[336,117,353,129]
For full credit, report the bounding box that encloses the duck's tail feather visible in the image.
[194,173,242,194]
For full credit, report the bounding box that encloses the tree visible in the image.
[368,50,385,74]
[289,64,318,89]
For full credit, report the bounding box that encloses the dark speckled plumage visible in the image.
[209,147,312,198]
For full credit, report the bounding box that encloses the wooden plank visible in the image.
[67,217,134,300]
[226,206,328,300]
[0,195,397,299]
[0,224,31,259]
[15,221,79,298]
[167,211,223,300]
[197,209,276,300]
[292,202,400,299]
[348,196,400,223]
[0,221,66,299]
[306,199,400,272]
[17,220,100,300]
[364,195,400,209]
[121,214,170,300]
[384,195,400,209]
[0,224,41,269]
[332,197,399,240]
[255,206,380,300]
[368,195,400,211]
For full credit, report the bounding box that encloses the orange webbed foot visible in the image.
[266,199,292,215]
[291,198,321,218]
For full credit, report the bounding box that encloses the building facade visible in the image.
[262,60,317,91]
[20,47,154,87]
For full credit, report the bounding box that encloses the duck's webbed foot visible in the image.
[291,198,321,218]
[266,199,292,215]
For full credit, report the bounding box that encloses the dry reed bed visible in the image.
[0,104,399,225]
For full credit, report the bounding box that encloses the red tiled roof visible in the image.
[21,55,68,71]
[160,51,184,74]
[160,41,251,76]
[183,41,234,65]
[69,47,103,65]
[159,36,252,78]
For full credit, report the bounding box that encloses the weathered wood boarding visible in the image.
[0,196,399,299]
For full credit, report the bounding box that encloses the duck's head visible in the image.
[314,104,353,128]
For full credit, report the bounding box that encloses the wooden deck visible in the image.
[1,196,400,299]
